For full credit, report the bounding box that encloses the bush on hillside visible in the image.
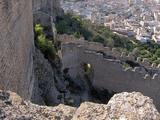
[34,24,56,59]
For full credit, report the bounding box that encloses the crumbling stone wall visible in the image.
[0,0,34,100]
[59,35,160,109]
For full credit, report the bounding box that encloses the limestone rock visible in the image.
[0,0,34,100]
[0,90,76,120]
[73,92,160,120]
[72,102,109,120]
[107,92,160,120]
[0,91,159,120]
[0,0,63,104]
[32,48,60,105]
[33,0,63,25]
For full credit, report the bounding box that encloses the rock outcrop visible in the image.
[0,0,62,105]
[32,48,60,105]
[32,0,63,38]
[0,91,159,120]
[0,90,76,120]
[73,92,160,120]
[33,0,63,26]
[106,92,160,120]
[0,0,34,100]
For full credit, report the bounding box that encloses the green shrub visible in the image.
[45,41,56,58]
[155,49,160,58]
[153,59,160,65]
[37,34,46,51]
[35,24,43,35]
[73,32,81,38]
[55,20,68,34]
[34,24,56,58]
[93,35,105,43]
[123,63,131,70]
[56,14,93,40]
[104,37,114,47]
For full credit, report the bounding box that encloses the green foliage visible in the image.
[155,49,160,58]
[55,20,66,34]
[93,35,105,43]
[35,24,43,35]
[104,37,114,47]
[37,34,46,51]
[153,59,160,65]
[73,32,81,38]
[34,24,56,58]
[123,63,131,70]
[56,13,93,40]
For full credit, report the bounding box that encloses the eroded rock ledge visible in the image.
[0,91,159,120]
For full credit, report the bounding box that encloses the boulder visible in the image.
[73,92,160,120]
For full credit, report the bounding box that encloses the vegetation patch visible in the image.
[122,63,132,70]
[34,24,56,59]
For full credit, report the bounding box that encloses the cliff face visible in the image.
[32,48,60,105]
[0,0,62,105]
[32,0,62,18]
[0,0,34,100]
[31,0,63,105]
[32,0,63,26]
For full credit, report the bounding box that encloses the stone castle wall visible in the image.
[59,34,160,109]
[0,0,34,99]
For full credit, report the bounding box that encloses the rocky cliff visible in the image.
[33,0,63,26]
[31,0,64,105]
[0,0,62,105]
[0,91,159,120]
[0,0,34,100]
[32,48,60,105]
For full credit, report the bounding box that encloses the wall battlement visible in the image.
[58,34,160,80]
[59,34,160,109]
